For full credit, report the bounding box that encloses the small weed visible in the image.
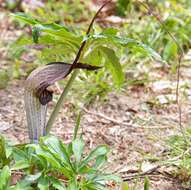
[167,128,191,187]
[0,132,121,189]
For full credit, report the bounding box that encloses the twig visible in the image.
[121,165,161,181]
[46,1,112,133]
[136,0,187,144]
[82,107,133,127]
[82,107,172,129]
[122,173,175,182]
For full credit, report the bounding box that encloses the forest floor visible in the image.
[1,70,191,189]
[1,5,191,190]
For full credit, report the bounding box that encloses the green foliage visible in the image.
[116,0,132,17]
[0,136,12,169]
[0,135,121,189]
[6,0,191,97]
[12,12,80,46]
[0,166,11,190]
[100,46,124,87]
[144,177,150,190]
[167,128,191,186]
[0,116,121,189]
[163,40,178,61]
[11,11,163,94]
[9,1,177,103]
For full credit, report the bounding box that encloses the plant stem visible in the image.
[45,1,111,134]
[46,70,78,133]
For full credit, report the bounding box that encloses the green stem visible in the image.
[73,112,81,140]
[46,1,111,134]
[46,70,79,134]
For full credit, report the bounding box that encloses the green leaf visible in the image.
[116,0,129,16]
[37,177,49,190]
[144,176,150,190]
[48,176,66,190]
[33,146,62,169]
[101,28,119,35]
[80,145,109,168]
[93,155,107,170]
[72,138,85,163]
[35,22,69,31]
[163,40,178,61]
[0,136,12,168]
[11,13,68,31]
[100,46,124,87]
[5,146,12,160]
[11,13,81,46]
[84,47,102,67]
[88,34,164,63]
[13,147,29,162]
[11,12,39,25]
[66,143,73,158]
[114,37,163,62]
[33,24,81,45]
[40,136,71,167]
[11,160,30,170]
[31,137,74,177]
[0,166,11,190]
[67,180,78,190]
[28,144,72,178]
[24,172,42,182]
[78,165,96,174]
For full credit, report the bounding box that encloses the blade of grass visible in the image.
[73,112,81,140]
